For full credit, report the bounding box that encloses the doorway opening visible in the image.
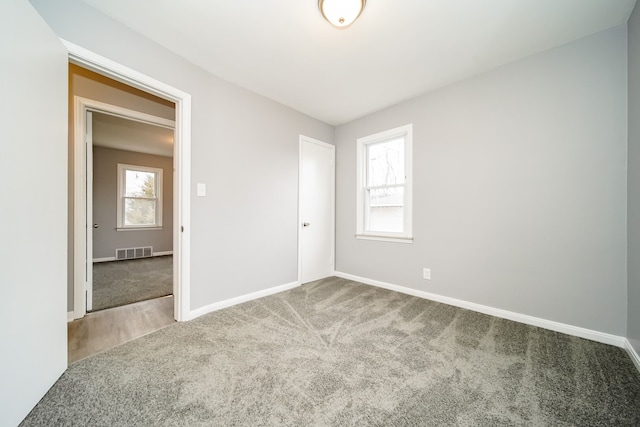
[73,75,177,318]
[89,110,175,313]
[67,41,191,323]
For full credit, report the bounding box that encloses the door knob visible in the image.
[93,224,99,229]
[302,222,310,227]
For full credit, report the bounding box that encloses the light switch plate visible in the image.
[197,183,206,197]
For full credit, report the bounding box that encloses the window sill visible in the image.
[356,234,413,244]
[116,227,163,232]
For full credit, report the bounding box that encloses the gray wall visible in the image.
[67,64,176,310]
[30,0,333,312]
[335,26,628,336]
[29,0,633,342]
[629,6,640,356]
[0,1,68,424]
[93,146,173,259]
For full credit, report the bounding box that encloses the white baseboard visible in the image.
[189,281,300,320]
[93,251,173,263]
[67,311,74,322]
[334,271,626,348]
[625,340,640,373]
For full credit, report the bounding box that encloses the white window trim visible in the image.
[356,124,413,243]
[116,163,163,230]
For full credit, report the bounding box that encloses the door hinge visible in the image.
[181,226,184,232]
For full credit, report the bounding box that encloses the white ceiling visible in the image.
[92,112,174,157]
[81,0,636,126]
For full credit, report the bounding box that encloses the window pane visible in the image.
[367,137,404,187]
[367,187,404,232]
[124,198,156,226]
[125,170,156,198]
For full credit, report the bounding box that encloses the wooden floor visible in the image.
[68,296,175,364]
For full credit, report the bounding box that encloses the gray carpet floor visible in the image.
[91,255,173,312]
[22,277,640,426]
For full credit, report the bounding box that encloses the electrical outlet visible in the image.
[423,268,431,280]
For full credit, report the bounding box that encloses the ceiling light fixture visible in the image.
[319,0,366,29]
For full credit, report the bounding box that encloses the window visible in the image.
[117,164,163,230]
[357,124,412,242]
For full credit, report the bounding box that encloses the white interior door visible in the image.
[0,1,68,425]
[299,136,335,284]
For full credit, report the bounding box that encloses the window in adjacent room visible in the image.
[117,164,163,230]
[356,124,413,243]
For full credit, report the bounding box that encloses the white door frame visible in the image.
[85,109,93,312]
[66,39,192,322]
[297,135,335,284]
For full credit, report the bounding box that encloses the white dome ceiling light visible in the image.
[319,0,366,28]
